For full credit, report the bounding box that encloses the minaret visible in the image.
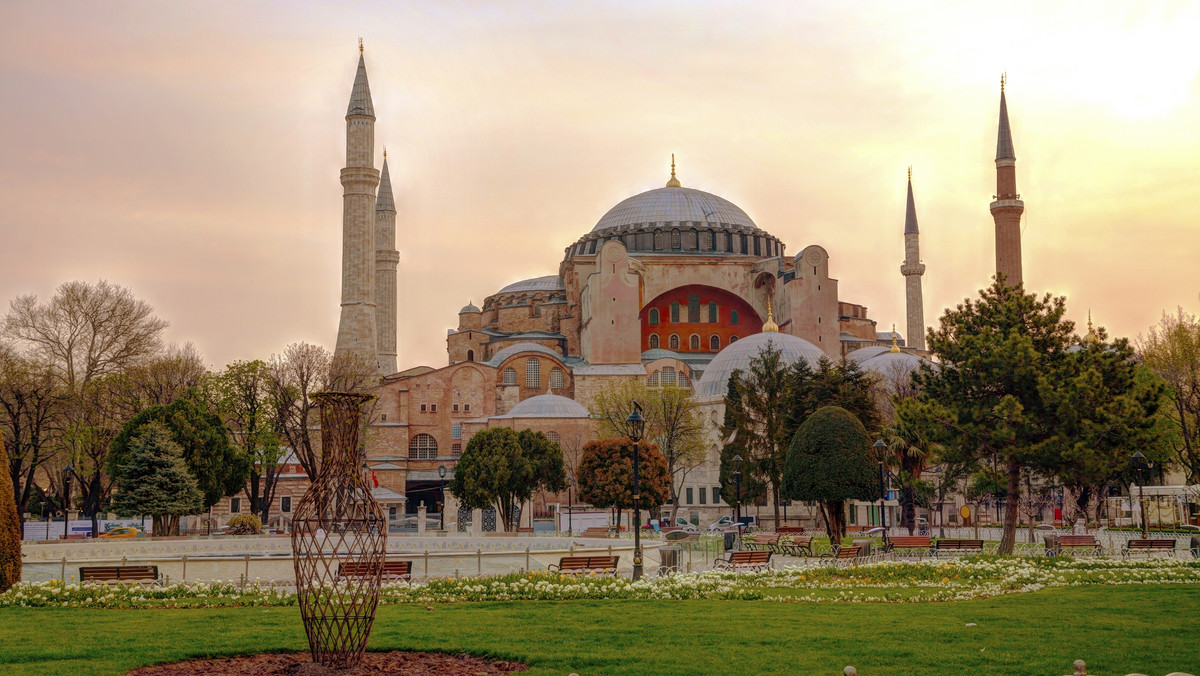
[375,149,399,375]
[900,168,926,351]
[334,40,381,369]
[990,74,1025,287]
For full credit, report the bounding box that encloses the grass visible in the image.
[0,585,1197,675]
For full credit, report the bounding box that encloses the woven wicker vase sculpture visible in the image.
[292,392,385,669]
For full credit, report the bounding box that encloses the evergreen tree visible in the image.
[0,433,21,592]
[110,422,203,536]
[781,406,876,545]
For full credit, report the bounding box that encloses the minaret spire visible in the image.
[900,168,926,351]
[375,152,399,374]
[990,74,1025,287]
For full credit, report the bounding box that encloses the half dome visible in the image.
[592,186,757,233]
[695,331,826,399]
[504,393,590,418]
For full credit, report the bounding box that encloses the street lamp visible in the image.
[1130,451,1152,538]
[438,464,448,530]
[872,440,889,544]
[625,402,646,581]
[731,455,743,526]
[567,475,575,535]
[62,465,73,540]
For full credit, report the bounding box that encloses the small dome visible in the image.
[592,186,757,233]
[695,332,826,398]
[504,393,590,418]
[485,343,563,367]
[459,301,481,314]
[845,346,892,364]
[497,275,565,295]
[859,350,928,372]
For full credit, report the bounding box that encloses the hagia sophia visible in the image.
[321,46,1026,529]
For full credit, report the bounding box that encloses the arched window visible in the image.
[671,230,681,250]
[710,335,720,351]
[649,334,660,349]
[525,358,540,388]
[708,302,717,322]
[661,367,676,386]
[678,373,692,390]
[502,367,517,385]
[670,302,680,323]
[549,367,564,389]
[730,335,739,343]
[408,434,438,460]
[690,334,701,351]
[687,294,700,322]
[731,310,739,325]
[466,349,474,362]
[648,371,660,387]
[649,308,659,325]
[668,334,680,350]
[546,431,561,446]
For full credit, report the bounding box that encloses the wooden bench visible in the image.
[580,527,613,538]
[713,550,772,572]
[776,526,805,534]
[548,555,620,575]
[888,535,932,558]
[1124,539,1176,558]
[777,535,813,557]
[820,545,861,565]
[1057,535,1102,555]
[933,539,984,556]
[338,560,413,582]
[745,534,779,551]
[79,565,161,585]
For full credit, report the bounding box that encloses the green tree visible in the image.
[108,395,248,520]
[718,372,767,516]
[783,356,881,438]
[881,398,945,534]
[0,427,21,592]
[516,429,568,496]
[781,406,876,546]
[577,438,670,526]
[1138,307,1200,483]
[450,428,558,531]
[590,379,706,519]
[110,422,203,536]
[213,360,284,524]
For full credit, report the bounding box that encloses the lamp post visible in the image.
[62,465,73,539]
[438,464,447,531]
[731,455,743,526]
[626,402,646,581]
[567,475,575,535]
[872,440,889,545]
[1130,451,1151,538]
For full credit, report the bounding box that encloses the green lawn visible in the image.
[1,585,1197,675]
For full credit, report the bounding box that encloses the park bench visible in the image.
[713,550,772,572]
[337,560,413,582]
[1123,538,1176,558]
[548,555,620,575]
[888,535,933,558]
[1058,535,1102,556]
[745,534,779,552]
[581,527,613,538]
[79,565,161,585]
[820,545,862,566]
[933,539,984,556]
[777,535,814,557]
[776,526,805,534]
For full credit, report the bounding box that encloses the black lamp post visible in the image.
[567,475,575,535]
[731,455,743,526]
[1130,451,1151,538]
[872,440,889,544]
[626,402,646,581]
[62,465,73,539]
[438,464,448,530]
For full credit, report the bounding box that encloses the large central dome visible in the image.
[591,186,757,233]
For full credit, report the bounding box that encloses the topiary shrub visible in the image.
[226,513,262,535]
[0,442,21,592]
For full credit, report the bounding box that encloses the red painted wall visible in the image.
[641,284,762,353]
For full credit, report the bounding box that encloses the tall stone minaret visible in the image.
[334,41,381,368]
[900,168,926,351]
[375,150,399,375]
[990,75,1024,287]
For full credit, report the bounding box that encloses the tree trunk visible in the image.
[998,457,1022,555]
[771,483,780,529]
[902,483,916,535]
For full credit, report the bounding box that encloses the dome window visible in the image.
[654,231,664,250]
[662,367,677,386]
[701,231,713,250]
[671,230,681,250]
[526,358,541,388]
[647,371,660,387]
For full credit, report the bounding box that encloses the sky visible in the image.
[1,1,1198,371]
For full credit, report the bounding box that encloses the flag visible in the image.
[371,470,379,489]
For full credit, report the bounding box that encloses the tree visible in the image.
[266,343,330,479]
[110,422,203,536]
[0,345,63,522]
[0,424,21,592]
[1138,307,1200,483]
[108,395,247,525]
[718,372,767,517]
[109,343,207,418]
[590,379,706,519]
[781,406,876,546]
[450,428,538,531]
[214,360,284,524]
[881,398,945,534]
[516,429,568,500]
[783,356,882,438]
[577,438,670,525]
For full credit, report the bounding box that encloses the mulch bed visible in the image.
[126,651,528,675]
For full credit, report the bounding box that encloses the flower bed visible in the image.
[3,556,1197,609]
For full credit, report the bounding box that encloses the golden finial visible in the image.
[762,295,778,332]
[1001,72,1006,93]
[383,146,387,159]
[359,37,364,54]
[907,166,912,182]
[890,323,901,353]
[666,153,681,188]
[1084,310,1099,345]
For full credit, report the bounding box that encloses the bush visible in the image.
[226,513,262,535]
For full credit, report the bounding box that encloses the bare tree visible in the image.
[0,345,65,523]
[267,343,330,480]
[111,343,208,417]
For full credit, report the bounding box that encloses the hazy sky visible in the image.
[2,1,1198,370]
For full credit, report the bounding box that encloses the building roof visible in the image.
[486,342,565,367]
[996,88,1015,160]
[591,186,758,233]
[501,392,591,418]
[346,52,375,118]
[845,346,892,363]
[497,275,565,295]
[376,156,395,211]
[459,301,481,314]
[694,331,825,398]
[904,173,919,235]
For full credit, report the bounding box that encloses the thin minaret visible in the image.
[991,74,1025,287]
[375,148,399,375]
[334,39,381,370]
[900,167,926,351]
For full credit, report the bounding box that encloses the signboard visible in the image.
[959,505,971,519]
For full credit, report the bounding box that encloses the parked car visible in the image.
[98,526,140,539]
[707,516,734,531]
